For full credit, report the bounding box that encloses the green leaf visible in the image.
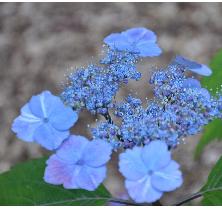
[202,49,222,95]
[201,156,222,205]
[195,49,222,158]
[195,119,222,159]
[0,158,111,206]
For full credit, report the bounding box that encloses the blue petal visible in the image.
[49,102,78,131]
[124,27,157,43]
[11,104,42,142]
[76,165,106,191]
[174,55,201,69]
[141,141,171,171]
[119,147,148,181]
[174,55,212,76]
[190,64,212,76]
[29,91,52,118]
[125,176,163,203]
[151,160,183,192]
[183,78,201,89]
[104,33,130,51]
[199,88,211,99]
[56,135,88,164]
[34,124,69,150]
[136,42,162,57]
[44,155,78,188]
[82,139,112,167]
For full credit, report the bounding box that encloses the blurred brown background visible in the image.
[0,2,222,205]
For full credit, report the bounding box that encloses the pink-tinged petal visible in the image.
[151,160,183,192]
[119,147,148,181]
[125,176,163,203]
[56,135,88,163]
[141,141,171,171]
[44,155,78,188]
[76,165,106,191]
[82,139,112,167]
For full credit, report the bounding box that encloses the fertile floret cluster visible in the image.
[11,27,222,204]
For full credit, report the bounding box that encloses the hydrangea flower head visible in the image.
[44,135,112,191]
[119,141,183,203]
[12,91,78,150]
[174,55,212,76]
[104,27,162,57]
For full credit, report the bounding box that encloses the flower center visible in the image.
[76,159,85,166]
[43,117,49,123]
[148,170,154,175]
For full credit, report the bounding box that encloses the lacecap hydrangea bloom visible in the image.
[11,27,222,204]
[12,91,78,150]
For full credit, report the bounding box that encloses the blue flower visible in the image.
[12,91,78,150]
[44,135,112,191]
[174,55,212,76]
[119,141,183,203]
[104,27,162,57]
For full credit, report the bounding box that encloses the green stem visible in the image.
[173,192,203,206]
[109,198,160,206]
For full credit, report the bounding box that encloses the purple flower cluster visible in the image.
[11,27,222,204]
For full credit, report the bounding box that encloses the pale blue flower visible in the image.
[12,91,78,150]
[104,27,162,57]
[174,55,212,76]
[119,141,183,203]
[44,135,112,191]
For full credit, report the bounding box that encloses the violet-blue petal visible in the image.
[49,101,78,131]
[174,55,201,69]
[104,33,131,51]
[119,147,148,181]
[190,64,212,76]
[29,91,51,118]
[151,160,183,192]
[199,88,211,99]
[56,135,88,163]
[175,55,212,76]
[136,42,162,57]
[76,165,106,191]
[124,27,157,43]
[183,78,201,89]
[125,177,163,203]
[34,124,69,150]
[11,104,42,142]
[141,141,171,171]
[82,139,112,167]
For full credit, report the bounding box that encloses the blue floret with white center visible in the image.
[12,91,78,150]
[44,135,112,191]
[104,27,162,57]
[119,141,183,203]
